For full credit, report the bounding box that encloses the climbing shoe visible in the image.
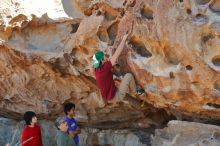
[136,87,145,96]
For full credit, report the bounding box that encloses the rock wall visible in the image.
[0,0,220,135]
[152,120,220,146]
[1,0,220,146]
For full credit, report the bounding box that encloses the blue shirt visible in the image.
[65,117,79,145]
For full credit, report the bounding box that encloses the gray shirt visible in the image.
[56,131,76,146]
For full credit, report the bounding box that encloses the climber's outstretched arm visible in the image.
[110,34,128,66]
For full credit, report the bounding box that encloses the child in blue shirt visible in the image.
[64,103,80,146]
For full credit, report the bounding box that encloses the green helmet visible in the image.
[93,51,104,68]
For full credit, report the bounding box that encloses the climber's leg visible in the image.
[109,73,145,105]
[117,73,137,100]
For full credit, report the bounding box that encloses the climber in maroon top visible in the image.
[93,34,144,103]
[94,60,116,100]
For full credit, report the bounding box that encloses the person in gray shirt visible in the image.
[55,117,76,146]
